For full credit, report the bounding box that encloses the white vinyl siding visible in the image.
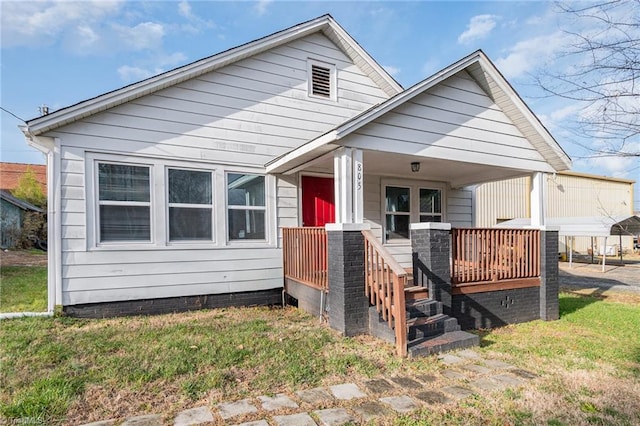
[344,71,553,175]
[50,32,391,306]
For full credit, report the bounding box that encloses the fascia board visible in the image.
[476,54,572,171]
[265,131,338,174]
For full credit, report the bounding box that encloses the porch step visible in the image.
[407,314,460,340]
[406,298,441,318]
[404,286,429,301]
[405,268,414,286]
[408,330,480,358]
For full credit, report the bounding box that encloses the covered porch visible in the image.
[266,51,570,357]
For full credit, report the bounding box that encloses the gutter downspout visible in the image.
[21,126,59,316]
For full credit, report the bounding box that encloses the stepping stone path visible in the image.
[78,350,541,426]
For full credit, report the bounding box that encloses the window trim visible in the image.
[166,167,215,244]
[94,160,154,246]
[381,179,446,245]
[226,172,268,243]
[86,153,275,250]
[384,185,412,243]
[307,58,337,102]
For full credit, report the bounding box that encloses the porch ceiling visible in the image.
[304,150,535,188]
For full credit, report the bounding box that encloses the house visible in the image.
[0,190,44,248]
[0,162,47,194]
[473,171,636,255]
[22,15,570,355]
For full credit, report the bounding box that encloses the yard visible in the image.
[0,254,639,425]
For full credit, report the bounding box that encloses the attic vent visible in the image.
[308,59,336,101]
[311,64,331,97]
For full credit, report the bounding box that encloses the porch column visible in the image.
[326,223,370,336]
[333,147,364,223]
[410,222,452,315]
[530,172,546,227]
[540,226,560,321]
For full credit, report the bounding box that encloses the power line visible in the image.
[0,106,26,123]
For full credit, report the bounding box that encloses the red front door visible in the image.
[301,176,335,227]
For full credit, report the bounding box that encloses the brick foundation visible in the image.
[452,287,541,330]
[63,288,283,318]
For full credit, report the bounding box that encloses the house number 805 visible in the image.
[356,163,362,190]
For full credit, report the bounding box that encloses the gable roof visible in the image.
[0,190,43,213]
[267,50,572,174]
[0,162,47,193]
[23,14,402,137]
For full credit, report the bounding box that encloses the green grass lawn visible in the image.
[0,266,47,313]
[1,293,639,425]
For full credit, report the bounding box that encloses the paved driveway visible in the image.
[559,261,640,294]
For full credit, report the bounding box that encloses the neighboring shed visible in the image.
[497,215,640,268]
[0,190,44,248]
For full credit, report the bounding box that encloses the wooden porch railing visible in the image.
[451,228,540,285]
[283,227,328,291]
[362,230,408,357]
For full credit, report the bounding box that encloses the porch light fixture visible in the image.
[411,162,420,172]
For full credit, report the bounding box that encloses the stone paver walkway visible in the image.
[79,350,540,426]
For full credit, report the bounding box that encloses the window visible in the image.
[168,169,213,241]
[98,163,151,242]
[385,186,411,241]
[419,188,442,223]
[227,173,266,240]
[308,59,336,100]
[383,182,444,243]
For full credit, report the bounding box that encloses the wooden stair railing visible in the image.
[362,230,408,357]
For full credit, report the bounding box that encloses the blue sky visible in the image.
[1,0,638,208]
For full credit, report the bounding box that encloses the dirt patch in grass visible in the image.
[0,249,47,267]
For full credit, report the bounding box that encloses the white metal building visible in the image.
[474,171,636,253]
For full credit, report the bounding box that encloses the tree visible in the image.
[537,0,639,159]
[11,167,46,208]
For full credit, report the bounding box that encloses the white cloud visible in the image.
[178,1,193,19]
[253,0,272,16]
[495,31,568,79]
[457,14,500,44]
[383,65,400,77]
[176,1,215,34]
[117,51,187,82]
[1,1,122,48]
[117,65,157,82]
[114,22,165,50]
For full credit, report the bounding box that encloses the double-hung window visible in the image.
[168,169,213,241]
[384,182,444,243]
[419,188,442,222]
[227,173,266,240]
[385,186,411,241]
[98,163,151,242]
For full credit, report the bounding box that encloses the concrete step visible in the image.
[408,330,480,357]
[404,286,429,301]
[406,298,441,318]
